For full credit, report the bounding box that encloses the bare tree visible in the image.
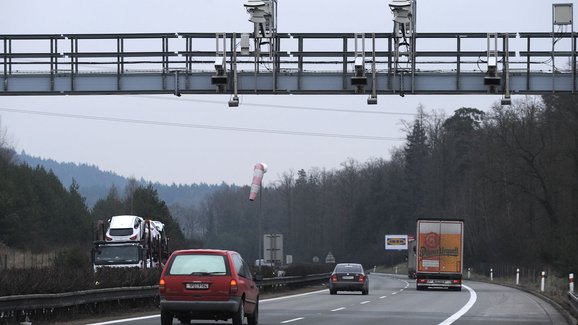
[0,117,15,162]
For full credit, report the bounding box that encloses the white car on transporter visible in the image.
[105,215,145,242]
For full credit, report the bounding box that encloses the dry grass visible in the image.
[0,243,57,269]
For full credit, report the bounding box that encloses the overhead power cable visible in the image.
[0,107,405,142]
[130,95,416,117]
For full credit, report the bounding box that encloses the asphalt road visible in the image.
[87,273,570,325]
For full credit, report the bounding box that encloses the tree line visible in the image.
[189,94,578,273]
[0,94,576,275]
[0,145,192,252]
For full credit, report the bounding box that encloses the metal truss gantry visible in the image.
[1,32,577,99]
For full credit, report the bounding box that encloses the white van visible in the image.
[105,215,144,242]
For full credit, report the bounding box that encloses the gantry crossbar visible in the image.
[0,32,576,97]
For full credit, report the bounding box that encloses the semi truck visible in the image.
[92,218,168,271]
[415,219,464,291]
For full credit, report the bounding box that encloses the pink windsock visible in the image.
[249,163,268,201]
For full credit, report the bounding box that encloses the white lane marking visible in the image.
[331,307,346,312]
[380,296,387,299]
[438,284,477,325]
[262,289,327,302]
[360,301,371,305]
[86,315,159,325]
[392,292,398,295]
[281,317,305,323]
[87,290,327,325]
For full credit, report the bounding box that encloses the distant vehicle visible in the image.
[329,263,369,295]
[415,219,464,291]
[150,220,169,258]
[105,215,144,242]
[92,218,168,271]
[408,239,417,279]
[159,249,259,325]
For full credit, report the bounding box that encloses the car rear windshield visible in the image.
[109,228,133,236]
[168,254,229,276]
[335,264,363,273]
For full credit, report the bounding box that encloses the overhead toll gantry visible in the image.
[0,1,575,106]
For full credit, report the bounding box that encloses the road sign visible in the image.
[325,252,336,264]
[263,234,283,264]
[385,234,408,250]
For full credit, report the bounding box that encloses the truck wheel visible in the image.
[330,289,337,295]
[247,300,259,325]
[161,311,173,325]
[232,300,244,325]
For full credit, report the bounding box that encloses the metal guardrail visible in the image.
[568,292,578,319]
[0,286,158,312]
[0,273,330,313]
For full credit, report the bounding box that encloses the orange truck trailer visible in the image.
[415,219,464,291]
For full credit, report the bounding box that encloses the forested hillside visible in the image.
[0,150,92,249]
[193,94,578,273]
[17,153,220,208]
[0,149,191,251]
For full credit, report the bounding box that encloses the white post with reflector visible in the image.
[570,273,574,293]
[490,268,493,281]
[516,268,520,285]
[540,271,546,292]
[249,163,268,201]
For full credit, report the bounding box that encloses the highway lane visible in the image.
[457,280,568,324]
[88,273,570,325]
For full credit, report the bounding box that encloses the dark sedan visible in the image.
[329,263,369,295]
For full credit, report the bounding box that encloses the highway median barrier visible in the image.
[0,273,331,324]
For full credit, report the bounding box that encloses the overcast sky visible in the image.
[0,0,574,186]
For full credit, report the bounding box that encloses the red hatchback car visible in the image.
[159,249,259,325]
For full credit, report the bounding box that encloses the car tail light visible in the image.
[105,236,112,241]
[331,275,337,282]
[130,234,137,240]
[159,278,166,293]
[358,274,365,283]
[230,279,238,294]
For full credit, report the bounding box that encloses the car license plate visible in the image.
[186,282,209,290]
[429,280,449,284]
[342,276,354,280]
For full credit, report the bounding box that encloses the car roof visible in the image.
[109,215,141,227]
[336,263,362,267]
[171,249,237,256]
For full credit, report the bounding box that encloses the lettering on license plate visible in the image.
[186,282,209,290]
[428,280,449,284]
[342,276,354,280]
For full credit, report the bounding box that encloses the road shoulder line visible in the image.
[438,284,477,325]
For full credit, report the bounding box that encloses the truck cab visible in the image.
[92,241,145,271]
